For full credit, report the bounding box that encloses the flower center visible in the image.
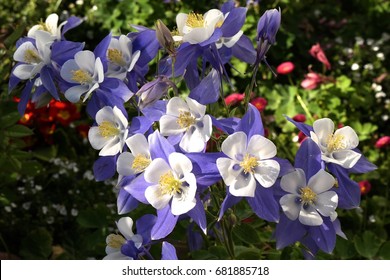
[132,154,151,173]
[299,186,317,205]
[177,111,196,129]
[239,154,259,174]
[107,48,126,67]
[186,12,204,28]
[106,234,126,249]
[159,171,182,196]
[98,121,120,138]
[71,69,93,85]
[24,49,42,64]
[326,133,346,152]
[57,110,70,120]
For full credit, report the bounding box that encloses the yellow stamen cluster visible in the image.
[186,12,205,28]
[71,69,93,85]
[326,133,346,152]
[132,154,151,173]
[107,48,126,67]
[106,234,126,249]
[24,49,41,64]
[239,154,259,174]
[299,186,317,205]
[177,111,196,129]
[98,121,120,138]
[159,171,182,196]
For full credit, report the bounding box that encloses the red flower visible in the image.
[309,43,331,70]
[359,180,372,195]
[276,61,295,75]
[375,136,390,148]
[49,100,80,126]
[225,93,244,106]
[76,124,90,139]
[250,97,267,112]
[298,131,307,143]
[292,114,306,123]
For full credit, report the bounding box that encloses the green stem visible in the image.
[296,92,315,123]
[244,64,259,112]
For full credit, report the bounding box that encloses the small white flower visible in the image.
[377,52,385,60]
[144,153,197,216]
[216,131,280,197]
[174,9,224,44]
[104,217,143,260]
[116,134,152,176]
[13,31,53,80]
[27,13,64,41]
[160,97,212,153]
[88,106,128,156]
[351,63,359,71]
[310,118,361,168]
[60,50,104,102]
[106,35,141,80]
[280,168,338,226]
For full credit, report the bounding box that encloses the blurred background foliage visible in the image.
[0,0,389,259]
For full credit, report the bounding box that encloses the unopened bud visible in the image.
[156,19,176,57]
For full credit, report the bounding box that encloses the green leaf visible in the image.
[209,246,229,259]
[33,146,58,162]
[0,112,22,128]
[77,205,110,229]
[378,242,390,260]
[5,124,34,138]
[19,228,53,259]
[232,223,261,244]
[334,237,357,259]
[354,231,384,259]
[235,247,261,260]
[191,250,218,260]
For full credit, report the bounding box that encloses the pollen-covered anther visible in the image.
[239,154,259,174]
[132,154,151,173]
[177,111,196,129]
[107,48,126,67]
[326,133,346,152]
[106,234,126,249]
[159,171,182,195]
[299,186,317,205]
[71,69,93,85]
[186,12,205,28]
[24,49,42,64]
[98,121,120,138]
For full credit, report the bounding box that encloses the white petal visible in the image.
[96,106,116,125]
[131,234,143,249]
[197,115,212,142]
[103,251,131,260]
[116,217,134,239]
[280,194,300,221]
[171,177,197,216]
[253,159,280,188]
[128,50,140,72]
[216,157,242,186]
[113,106,128,129]
[144,158,171,184]
[166,97,189,117]
[229,172,256,197]
[88,126,108,150]
[313,118,334,146]
[315,191,338,217]
[331,150,361,168]
[299,205,323,226]
[74,50,96,73]
[183,28,212,44]
[176,13,188,34]
[65,84,89,103]
[247,134,277,160]
[45,14,59,35]
[186,97,206,118]
[280,168,306,194]
[179,127,205,152]
[220,131,247,160]
[308,169,335,194]
[60,59,80,83]
[334,126,359,149]
[125,134,150,156]
[13,42,36,62]
[95,57,105,84]
[13,64,36,80]
[223,30,243,48]
[145,184,172,210]
[204,9,224,26]
[117,152,136,176]
[168,152,193,176]
[160,115,184,135]
[99,138,121,156]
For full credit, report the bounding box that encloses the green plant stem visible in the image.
[220,218,235,259]
[244,64,259,111]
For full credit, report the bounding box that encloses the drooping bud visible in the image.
[156,19,176,57]
[137,76,176,110]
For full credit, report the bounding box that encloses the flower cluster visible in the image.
[10,1,376,259]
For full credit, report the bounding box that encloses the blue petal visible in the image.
[210,116,240,135]
[117,186,139,215]
[17,80,33,115]
[246,184,279,222]
[141,100,167,122]
[348,153,377,173]
[93,155,117,181]
[129,116,153,135]
[220,7,247,37]
[136,214,157,245]
[100,78,133,102]
[183,58,200,90]
[123,173,149,204]
[151,204,178,240]
[187,197,207,234]
[308,218,336,254]
[61,16,83,37]
[148,130,175,162]
[161,242,178,260]
[51,41,85,66]
[9,69,21,92]
[221,0,235,13]
[94,33,112,71]
[133,29,160,67]
[189,69,220,105]
[295,138,322,180]
[301,237,319,259]
[274,214,306,249]
[187,223,204,251]
[274,157,295,177]
[199,28,223,47]
[285,115,313,136]
[186,152,222,187]
[121,240,140,259]
[235,103,264,139]
[40,66,59,100]
[219,191,242,220]
[231,35,257,64]
[332,218,347,239]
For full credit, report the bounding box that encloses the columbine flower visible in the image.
[173,9,224,44]
[144,153,197,216]
[159,97,212,153]
[106,35,141,80]
[12,31,52,80]
[280,168,338,226]
[116,134,152,176]
[104,217,143,260]
[217,131,280,197]
[88,106,128,156]
[136,76,174,110]
[27,13,62,41]
[60,50,104,102]
[309,118,361,168]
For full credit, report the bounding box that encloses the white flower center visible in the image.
[107,48,127,67]
[98,121,120,138]
[159,171,182,196]
[326,133,346,152]
[132,154,151,173]
[177,111,196,129]
[24,49,42,64]
[106,234,126,249]
[239,154,259,174]
[71,69,93,85]
[299,186,317,205]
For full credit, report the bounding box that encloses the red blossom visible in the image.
[276,61,295,75]
[309,43,331,70]
[298,131,307,143]
[49,100,80,126]
[292,114,306,123]
[301,72,323,90]
[359,180,372,195]
[225,93,244,106]
[375,136,390,148]
[250,97,267,112]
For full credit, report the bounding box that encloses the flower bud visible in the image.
[155,19,176,57]
[137,76,175,109]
